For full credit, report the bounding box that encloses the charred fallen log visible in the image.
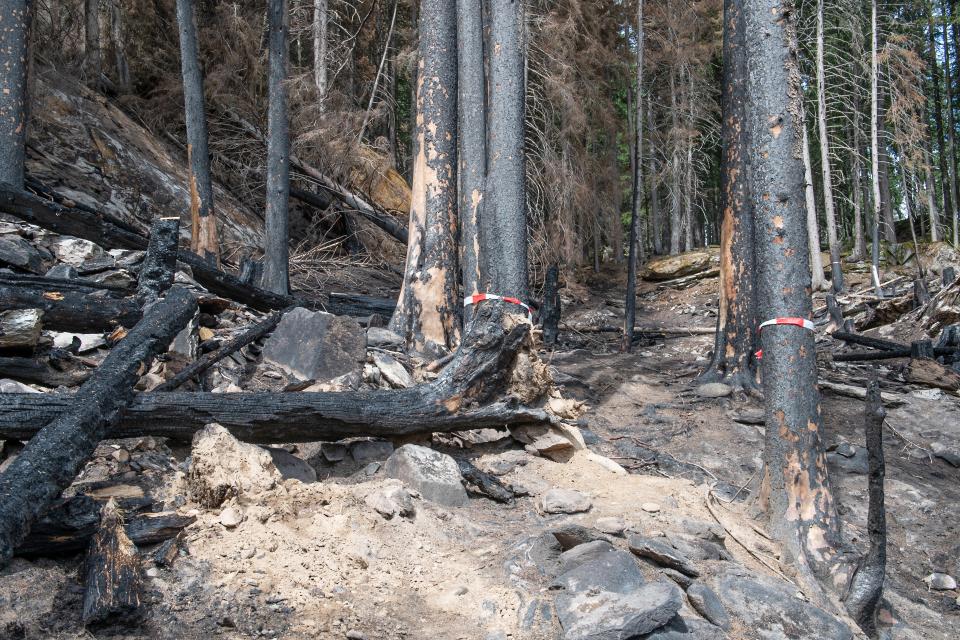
[0,356,91,387]
[0,287,198,567]
[136,217,180,304]
[0,282,141,331]
[0,272,132,294]
[0,186,395,316]
[81,499,145,627]
[0,303,555,445]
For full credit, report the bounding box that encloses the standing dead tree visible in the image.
[623,0,645,353]
[390,0,460,356]
[263,0,291,295]
[0,0,30,189]
[175,0,220,265]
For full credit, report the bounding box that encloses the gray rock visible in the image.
[710,567,852,640]
[556,581,683,640]
[321,442,348,463]
[669,536,732,562]
[551,523,610,550]
[45,264,78,279]
[930,442,960,467]
[594,516,627,536]
[0,309,43,349]
[505,532,563,577]
[551,549,646,595]
[675,518,726,544]
[383,444,468,506]
[628,535,700,577]
[660,568,694,590]
[686,584,729,630]
[0,378,40,393]
[640,615,729,639]
[556,540,618,574]
[923,572,957,590]
[827,447,869,475]
[265,447,317,483]
[349,439,394,463]
[366,327,404,348]
[832,442,857,458]
[50,237,104,266]
[372,352,414,388]
[696,383,732,399]
[0,236,44,273]
[52,332,106,353]
[540,488,592,514]
[262,308,365,382]
[90,269,136,288]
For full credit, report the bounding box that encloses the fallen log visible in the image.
[903,357,960,396]
[136,217,180,304]
[81,499,145,627]
[0,356,91,387]
[0,303,556,445]
[154,308,287,392]
[291,185,408,245]
[0,286,198,567]
[0,282,141,331]
[831,331,906,352]
[0,272,133,293]
[15,495,195,557]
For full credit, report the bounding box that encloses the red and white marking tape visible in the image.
[754,317,815,360]
[757,317,816,332]
[464,293,532,321]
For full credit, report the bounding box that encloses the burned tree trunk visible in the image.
[263,0,291,295]
[815,0,843,293]
[623,0,645,353]
[844,376,886,634]
[84,0,101,89]
[803,125,827,292]
[390,0,460,356]
[702,0,756,388]
[744,0,843,592]
[175,0,219,265]
[81,499,144,627]
[0,287,198,567]
[0,0,30,189]
[542,264,560,346]
[457,0,486,316]
[0,356,91,387]
[484,0,529,302]
[136,217,180,304]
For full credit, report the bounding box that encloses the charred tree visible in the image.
[84,0,101,89]
[136,216,180,304]
[175,0,219,265]
[313,0,328,98]
[0,283,142,332]
[0,287,198,567]
[623,0,645,353]
[542,264,560,346]
[744,0,843,596]
[263,0,291,295]
[0,0,30,189]
[457,0,486,315]
[815,0,843,292]
[702,0,756,388]
[870,0,884,294]
[927,7,953,232]
[389,0,459,356]
[803,125,827,292]
[484,0,529,301]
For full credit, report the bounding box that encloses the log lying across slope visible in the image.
[0,303,556,444]
[0,287,198,566]
[0,187,394,316]
[0,281,141,332]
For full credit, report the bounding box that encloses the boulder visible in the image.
[372,352,414,388]
[188,423,282,508]
[0,309,43,349]
[640,615,729,639]
[45,264,78,279]
[364,482,416,519]
[0,378,40,393]
[686,583,730,630]
[551,548,646,595]
[556,540,618,574]
[265,447,317,483]
[556,581,683,640]
[349,439,394,463]
[641,252,712,281]
[0,236,44,273]
[262,308,365,382]
[366,327,404,349]
[627,535,700,577]
[695,383,732,399]
[383,444,468,507]
[50,237,104,266]
[710,567,852,640]
[540,488,592,515]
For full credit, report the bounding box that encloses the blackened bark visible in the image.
[485,0,529,301]
[877,116,897,244]
[0,283,142,331]
[136,216,180,304]
[390,0,459,355]
[0,0,30,188]
[744,0,841,581]
[648,92,663,255]
[844,376,886,634]
[945,0,960,244]
[623,0,644,353]
[84,0,101,89]
[703,0,755,388]
[81,500,144,626]
[263,0,290,295]
[457,0,485,308]
[0,356,91,387]
[815,0,843,292]
[0,287,198,567]
[175,0,219,265]
[542,264,560,346]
